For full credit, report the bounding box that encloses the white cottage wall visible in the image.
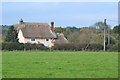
[18,30,54,47]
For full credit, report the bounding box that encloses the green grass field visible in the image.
[2,51,118,78]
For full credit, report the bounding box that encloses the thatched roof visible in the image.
[55,33,69,44]
[14,22,56,39]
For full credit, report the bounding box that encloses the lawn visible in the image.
[2,51,118,78]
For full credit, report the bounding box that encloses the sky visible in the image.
[1,0,119,2]
[2,2,118,28]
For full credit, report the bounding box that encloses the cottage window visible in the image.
[46,39,49,41]
[31,38,35,41]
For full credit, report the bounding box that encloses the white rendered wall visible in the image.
[18,30,54,47]
[18,30,25,43]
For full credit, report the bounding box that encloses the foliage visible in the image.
[67,28,103,44]
[52,43,103,51]
[112,25,120,34]
[106,44,118,52]
[5,25,18,42]
[89,22,110,33]
[2,23,119,51]
[2,43,48,51]
[3,51,118,78]
[66,26,80,32]
[54,26,80,38]
[77,28,94,44]
[0,25,10,42]
[67,31,80,42]
[54,27,66,33]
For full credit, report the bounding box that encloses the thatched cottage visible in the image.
[14,19,68,47]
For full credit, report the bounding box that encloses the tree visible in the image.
[113,25,120,34]
[78,28,100,50]
[2,25,10,41]
[111,25,120,46]
[54,27,66,33]
[5,25,18,42]
[89,22,110,33]
[67,31,80,43]
[89,21,112,46]
[66,26,80,33]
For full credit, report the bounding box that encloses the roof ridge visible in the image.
[24,22,49,24]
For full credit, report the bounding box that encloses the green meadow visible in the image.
[2,51,118,78]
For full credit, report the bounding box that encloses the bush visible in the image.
[88,44,103,51]
[3,42,117,51]
[2,43,48,51]
[106,44,118,52]
[52,43,103,51]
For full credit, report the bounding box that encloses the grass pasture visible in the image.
[2,51,118,78]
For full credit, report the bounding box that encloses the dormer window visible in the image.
[31,38,35,41]
[46,39,49,41]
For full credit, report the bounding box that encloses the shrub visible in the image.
[106,44,118,52]
[88,44,103,51]
[2,43,48,51]
[52,43,103,51]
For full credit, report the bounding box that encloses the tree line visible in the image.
[1,22,120,51]
[54,22,119,51]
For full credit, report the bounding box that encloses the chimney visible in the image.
[19,19,23,24]
[51,21,54,32]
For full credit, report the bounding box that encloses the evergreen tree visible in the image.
[5,25,18,42]
[113,25,120,34]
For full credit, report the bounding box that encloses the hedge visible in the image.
[52,43,103,51]
[106,44,118,52]
[2,43,48,51]
[2,42,118,51]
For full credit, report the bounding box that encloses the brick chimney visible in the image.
[51,21,54,32]
[19,19,23,24]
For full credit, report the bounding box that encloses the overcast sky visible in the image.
[2,2,118,28]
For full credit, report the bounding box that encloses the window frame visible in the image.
[31,38,35,41]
